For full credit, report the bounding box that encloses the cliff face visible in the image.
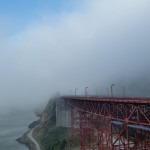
[33,95,72,150]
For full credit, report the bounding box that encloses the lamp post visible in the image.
[122,87,126,97]
[85,87,88,97]
[111,84,115,97]
[75,88,77,96]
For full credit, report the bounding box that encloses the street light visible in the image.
[122,87,126,97]
[75,88,77,96]
[85,87,88,97]
[111,84,115,97]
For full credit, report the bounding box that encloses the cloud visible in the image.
[0,0,150,112]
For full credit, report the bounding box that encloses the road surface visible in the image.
[27,127,41,150]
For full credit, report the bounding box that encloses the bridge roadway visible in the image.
[62,96,150,150]
[62,96,150,104]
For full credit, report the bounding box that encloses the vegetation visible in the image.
[33,95,73,150]
[38,126,71,150]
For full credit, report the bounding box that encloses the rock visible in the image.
[28,120,39,129]
[16,132,36,150]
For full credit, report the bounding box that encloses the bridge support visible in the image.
[69,100,150,150]
[56,98,71,127]
[71,105,111,149]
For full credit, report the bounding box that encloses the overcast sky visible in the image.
[0,0,150,112]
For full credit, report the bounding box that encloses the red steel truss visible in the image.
[62,96,150,150]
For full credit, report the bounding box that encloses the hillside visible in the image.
[32,95,78,150]
[17,95,79,150]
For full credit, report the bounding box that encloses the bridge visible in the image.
[59,96,150,150]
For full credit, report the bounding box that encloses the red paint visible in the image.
[62,96,150,149]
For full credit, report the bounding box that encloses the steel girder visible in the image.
[70,100,150,150]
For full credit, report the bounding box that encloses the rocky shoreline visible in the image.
[16,131,35,150]
[16,96,74,150]
[16,120,40,150]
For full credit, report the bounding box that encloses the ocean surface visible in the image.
[0,110,37,150]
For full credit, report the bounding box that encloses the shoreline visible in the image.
[16,128,37,150]
[16,118,40,150]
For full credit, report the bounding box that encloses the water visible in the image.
[0,110,37,150]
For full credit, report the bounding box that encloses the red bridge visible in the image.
[61,96,150,150]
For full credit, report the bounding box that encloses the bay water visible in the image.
[0,110,37,150]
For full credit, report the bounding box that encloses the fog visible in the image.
[0,0,150,113]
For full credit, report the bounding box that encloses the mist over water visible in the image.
[0,110,37,150]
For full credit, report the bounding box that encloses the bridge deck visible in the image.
[62,96,150,104]
[61,96,150,149]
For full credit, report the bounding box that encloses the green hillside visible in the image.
[32,95,76,150]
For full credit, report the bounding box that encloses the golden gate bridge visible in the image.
[61,96,150,150]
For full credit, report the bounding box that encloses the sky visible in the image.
[0,0,150,113]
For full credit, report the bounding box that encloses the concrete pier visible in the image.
[56,98,71,127]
